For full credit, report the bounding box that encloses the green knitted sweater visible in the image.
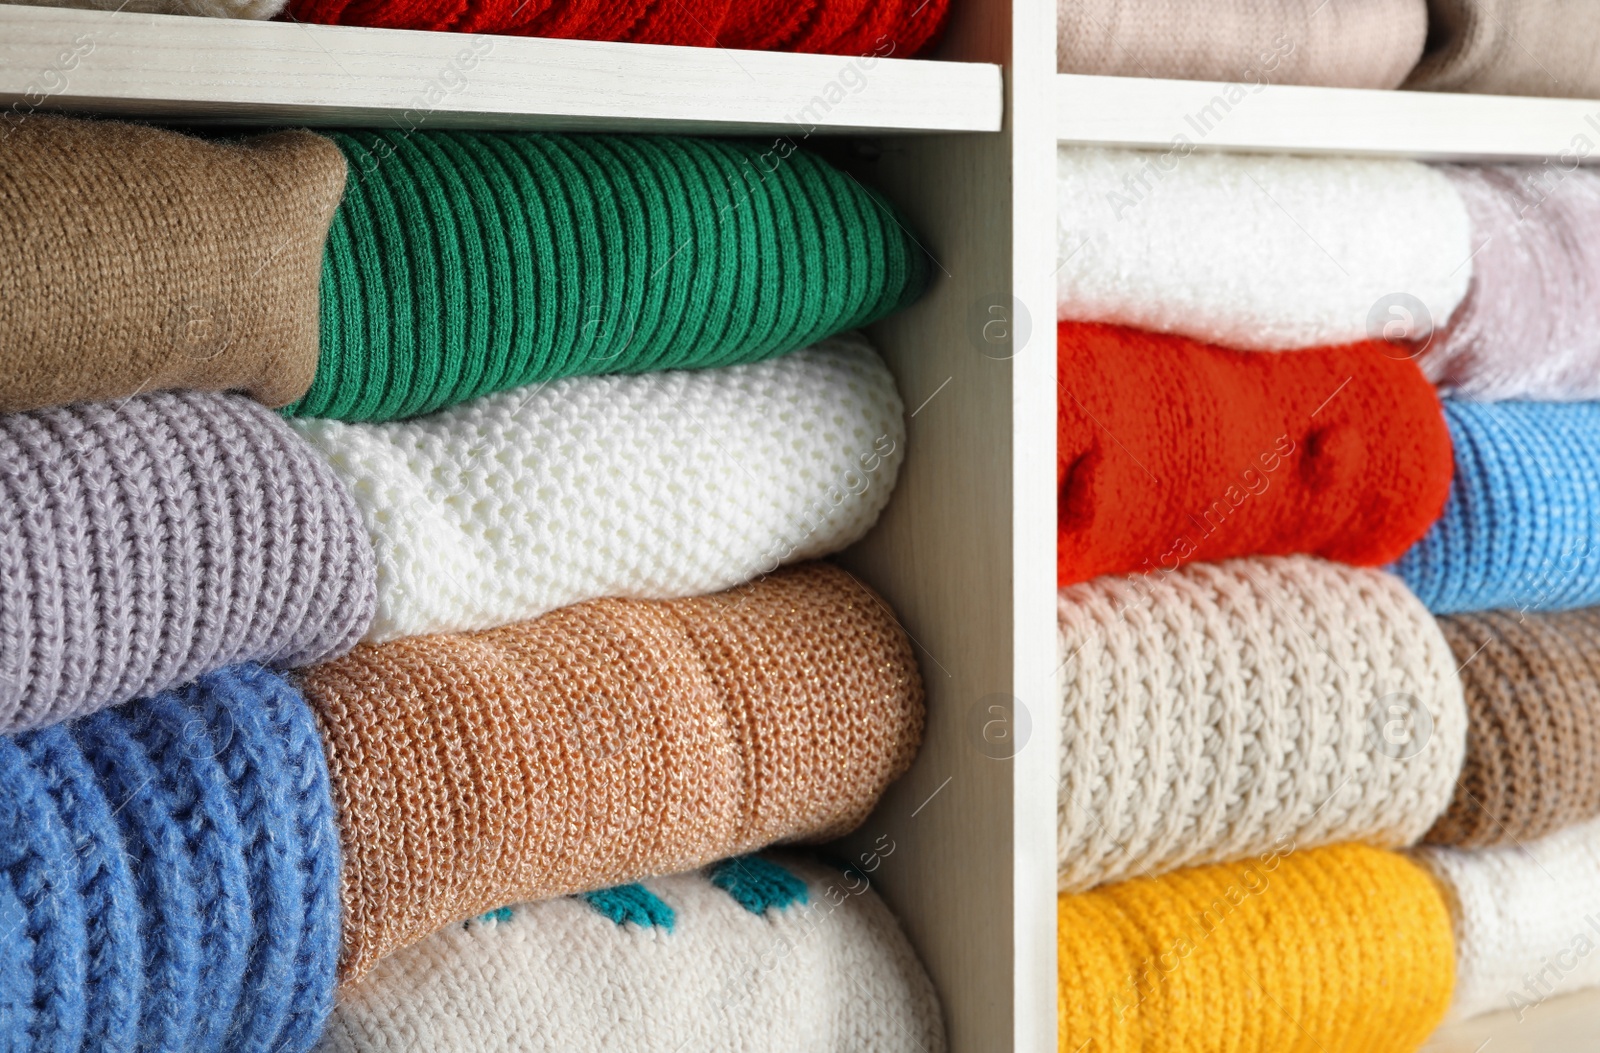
[289,131,928,421]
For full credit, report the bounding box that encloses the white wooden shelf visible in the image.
[0,5,1002,134]
[1424,987,1600,1052]
[1057,72,1600,162]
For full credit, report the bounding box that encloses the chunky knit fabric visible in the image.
[1058,555,1466,892]
[0,116,344,413]
[1057,0,1427,87]
[1394,401,1600,614]
[1426,608,1600,848]
[296,131,926,422]
[0,391,376,735]
[1056,147,1473,351]
[0,664,341,1053]
[297,562,923,981]
[1405,0,1600,98]
[1414,815,1600,1021]
[1057,844,1456,1052]
[1057,322,1454,586]
[293,336,901,643]
[318,856,945,1053]
[1419,165,1600,401]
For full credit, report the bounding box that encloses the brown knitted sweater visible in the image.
[1426,608,1600,848]
[297,562,925,982]
[0,116,344,412]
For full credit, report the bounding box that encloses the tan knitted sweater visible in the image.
[297,562,924,982]
[1404,0,1600,98]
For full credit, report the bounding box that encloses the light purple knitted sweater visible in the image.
[0,390,376,733]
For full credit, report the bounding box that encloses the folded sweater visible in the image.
[1405,0,1600,98]
[1058,555,1466,891]
[1057,0,1427,88]
[318,855,946,1053]
[0,664,340,1053]
[1393,401,1600,614]
[1056,146,1473,351]
[296,562,924,981]
[0,391,376,734]
[293,335,901,643]
[0,116,344,413]
[1419,165,1600,401]
[1057,843,1456,1052]
[1057,322,1453,586]
[1414,815,1600,1021]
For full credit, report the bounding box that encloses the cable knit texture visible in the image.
[293,336,901,643]
[1057,844,1456,1052]
[1418,165,1600,401]
[1414,815,1600,1021]
[0,664,341,1053]
[1405,0,1600,98]
[1394,401,1600,614]
[1058,555,1466,892]
[1057,322,1454,586]
[0,391,376,735]
[1427,608,1600,848]
[1056,147,1472,351]
[0,116,344,413]
[298,131,926,421]
[297,562,924,982]
[1057,0,1427,87]
[318,855,945,1053]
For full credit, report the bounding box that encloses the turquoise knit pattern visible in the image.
[293,131,928,422]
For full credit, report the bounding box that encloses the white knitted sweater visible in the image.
[1057,555,1466,892]
[1056,146,1473,350]
[1414,815,1600,1022]
[293,335,904,643]
[317,856,946,1053]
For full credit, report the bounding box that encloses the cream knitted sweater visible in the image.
[1058,555,1466,892]
[293,335,903,643]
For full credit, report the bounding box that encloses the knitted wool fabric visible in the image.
[0,116,343,413]
[1058,555,1466,892]
[1056,146,1472,351]
[317,856,946,1053]
[1417,165,1600,401]
[293,335,902,643]
[1414,815,1600,1021]
[1404,0,1600,98]
[1056,322,1454,586]
[1058,843,1455,1051]
[1393,401,1600,614]
[1057,0,1427,88]
[296,562,924,981]
[294,130,926,421]
[0,664,341,1053]
[0,391,376,735]
[1426,608,1600,848]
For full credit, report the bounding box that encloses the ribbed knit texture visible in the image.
[0,664,341,1053]
[1058,555,1466,892]
[318,855,946,1053]
[0,391,377,735]
[1394,401,1600,614]
[1056,147,1473,351]
[293,335,902,643]
[1419,165,1600,401]
[1057,0,1427,87]
[297,562,924,981]
[295,130,926,422]
[1414,815,1600,1021]
[1405,0,1600,98]
[1426,608,1600,848]
[0,116,344,413]
[1057,322,1454,586]
[1057,843,1456,1052]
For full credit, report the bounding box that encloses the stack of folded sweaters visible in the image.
[0,114,945,1053]
[1056,144,1600,1050]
